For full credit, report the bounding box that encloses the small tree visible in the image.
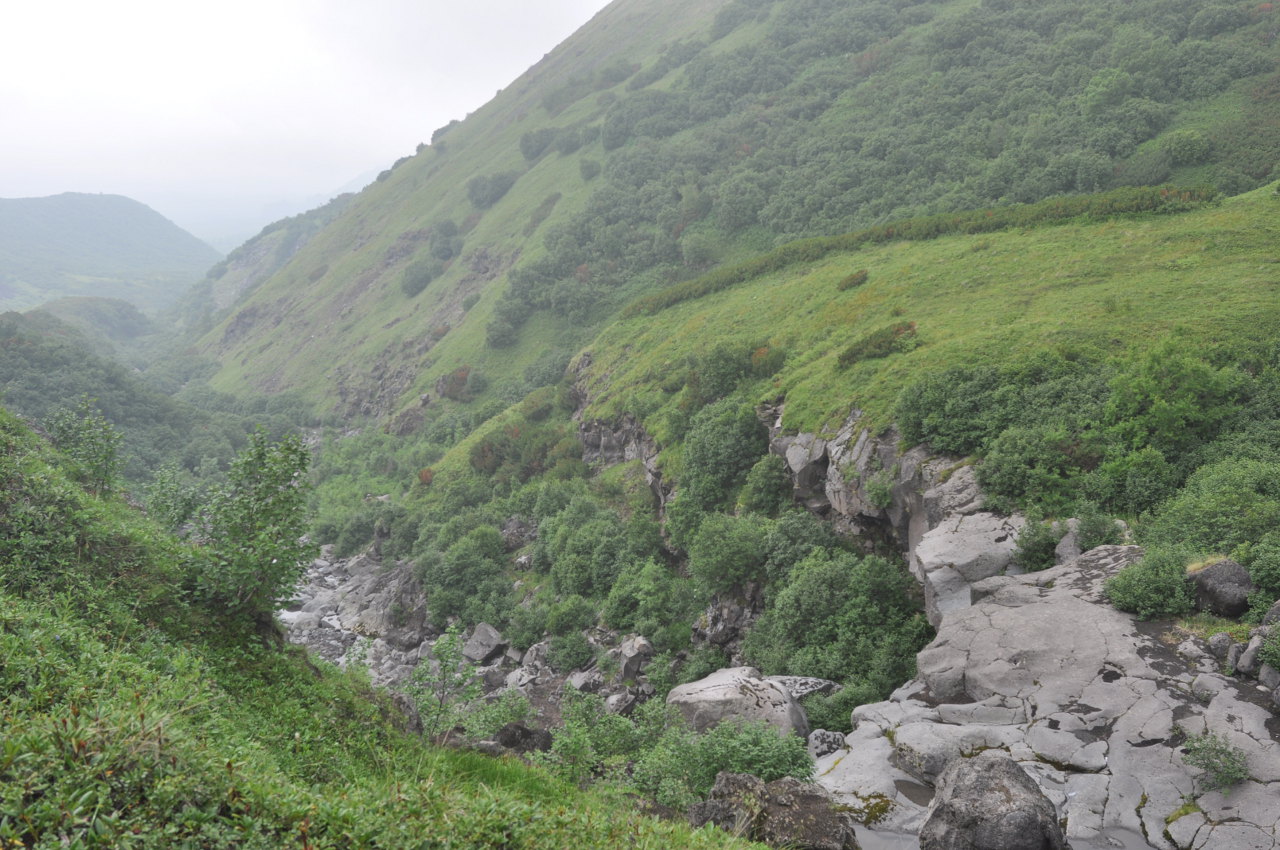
[406,623,482,738]
[196,430,314,629]
[44,396,122,495]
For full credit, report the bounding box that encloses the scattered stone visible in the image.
[689,773,861,850]
[1236,634,1265,676]
[667,667,810,738]
[918,750,1068,850]
[1053,518,1081,565]
[1189,558,1254,618]
[1262,599,1280,626]
[1207,631,1235,660]
[612,634,655,682]
[1259,663,1280,690]
[565,669,603,693]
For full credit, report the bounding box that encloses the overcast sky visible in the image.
[0,0,612,248]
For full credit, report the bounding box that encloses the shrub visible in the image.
[687,513,769,594]
[631,718,813,810]
[43,396,123,495]
[1076,501,1122,551]
[739,454,792,516]
[1183,731,1249,794]
[467,172,519,209]
[837,322,918,368]
[195,430,314,626]
[680,397,769,509]
[1013,511,1060,572]
[402,258,441,297]
[836,269,869,291]
[1140,459,1280,554]
[548,631,595,672]
[1103,546,1195,619]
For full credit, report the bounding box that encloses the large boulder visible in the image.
[690,773,862,850]
[918,750,1068,850]
[1189,558,1254,618]
[667,667,810,738]
[911,512,1025,626]
[462,622,507,665]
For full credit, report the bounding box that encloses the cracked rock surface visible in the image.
[815,546,1280,849]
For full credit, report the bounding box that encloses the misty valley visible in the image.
[4,0,1280,848]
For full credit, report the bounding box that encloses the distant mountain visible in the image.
[0,193,221,313]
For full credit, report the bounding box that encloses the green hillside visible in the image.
[0,193,221,313]
[197,0,1279,424]
[0,406,764,849]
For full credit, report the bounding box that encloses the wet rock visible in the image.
[668,667,810,738]
[1189,559,1254,618]
[689,773,862,850]
[918,750,1068,850]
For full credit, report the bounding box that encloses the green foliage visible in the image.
[738,453,792,516]
[417,525,507,622]
[406,623,484,737]
[467,171,519,209]
[145,461,203,531]
[632,719,814,810]
[1076,501,1123,551]
[837,322,918,369]
[836,269,869,291]
[1013,511,1061,572]
[1104,547,1195,620]
[1140,459,1280,554]
[1162,129,1212,166]
[402,257,443,297]
[688,513,770,594]
[1241,532,1280,602]
[195,430,315,625]
[43,395,123,494]
[743,551,930,721]
[1105,342,1243,459]
[603,558,698,652]
[1183,731,1250,794]
[680,397,769,509]
[548,631,596,673]
[463,689,533,741]
[979,424,1087,513]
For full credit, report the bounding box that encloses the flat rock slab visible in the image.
[818,546,1280,850]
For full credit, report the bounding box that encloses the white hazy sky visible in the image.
[0,0,612,247]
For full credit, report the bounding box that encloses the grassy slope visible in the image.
[198,0,728,411]
[0,405,760,849]
[580,185,1280,439]
[194,0,1280,429]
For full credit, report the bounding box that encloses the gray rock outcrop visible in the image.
[816,546,1280,849]
[689,772,862,850]
[918,750,1068,850]
[668,666,810,738]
